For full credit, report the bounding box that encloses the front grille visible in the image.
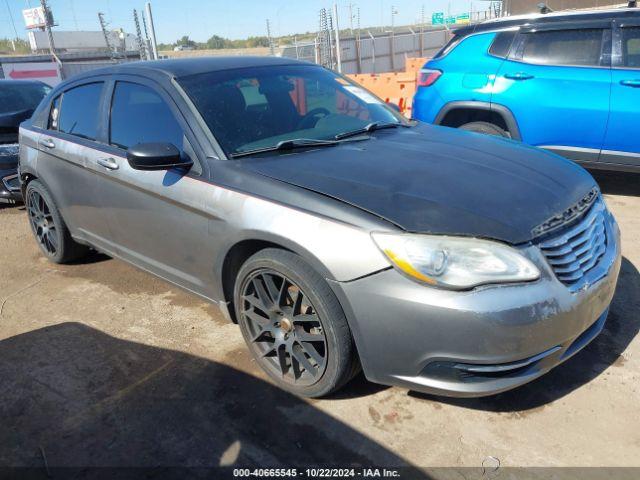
[539,200,607,286]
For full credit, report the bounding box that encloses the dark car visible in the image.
[19,57,620,398]
[0,80,50,204]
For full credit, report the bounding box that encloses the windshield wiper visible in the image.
[334,121,408,140]
[230,138,340,158]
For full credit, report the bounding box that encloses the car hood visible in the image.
[238,124,597,244]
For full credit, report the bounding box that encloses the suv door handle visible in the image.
[97,157,119,171]
[39,138,55,149]
[504,72,534,81]
[620,79,640,88]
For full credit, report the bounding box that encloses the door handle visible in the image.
[620,79,640,88]
[504,72,535,81]
[97,157,119,171]
[39,138,55,149]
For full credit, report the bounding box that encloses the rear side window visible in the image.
[622,27,640,68]
[518,28,605,66]
[55,83,103,140]
[489,31,517,58]
[109,82,183,150]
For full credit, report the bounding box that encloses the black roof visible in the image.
[453,6,640,36]
[70,55,312,82]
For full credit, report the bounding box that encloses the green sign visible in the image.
[431,12,444,25]
[445,15,456,25]
[455,13,470,24]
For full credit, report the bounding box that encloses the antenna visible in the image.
[98,12,117,61]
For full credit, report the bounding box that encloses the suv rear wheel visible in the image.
[234,248,359,398]
[459,121,510,138]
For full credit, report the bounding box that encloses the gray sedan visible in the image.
[19,57,620,397]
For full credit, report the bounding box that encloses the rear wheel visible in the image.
[234,248,359,398]
[459,121,510,138]
[25,180,88,264]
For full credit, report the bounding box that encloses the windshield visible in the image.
[178,64,407,156]
[0,82,51,115]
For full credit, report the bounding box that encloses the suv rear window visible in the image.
[517,28,605,67]
[489,31,517,58]
[432,35,463,59]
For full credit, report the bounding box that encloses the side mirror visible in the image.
[126,143,192,171]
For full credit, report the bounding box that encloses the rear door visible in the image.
[601,20,640,168]
[35,79,115,249]
[96,76,216,298]
[493,22,612,162]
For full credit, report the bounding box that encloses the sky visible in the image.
[1,0,493,44]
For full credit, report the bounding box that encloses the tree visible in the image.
[205,35,227,49]
[176,35,196,48]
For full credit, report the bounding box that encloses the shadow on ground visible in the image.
[412,257,640,412]
[0,323,430,476]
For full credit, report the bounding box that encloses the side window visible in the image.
[48,95,61,130]
[110,82,183,150]
[489,31,517,58]
[622,27,640,68]
[55,83,103,140]
[518,29,605,66]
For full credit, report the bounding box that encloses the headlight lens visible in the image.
[372,233,540,290]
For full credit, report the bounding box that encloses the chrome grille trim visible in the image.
[539,199,608,287]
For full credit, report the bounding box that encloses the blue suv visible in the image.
[412,7,640,172]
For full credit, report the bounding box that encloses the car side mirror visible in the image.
[126,143,193,171]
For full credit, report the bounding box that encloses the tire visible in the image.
[233,248,359,398]
[25,179,89,264]
[459,121,510,138]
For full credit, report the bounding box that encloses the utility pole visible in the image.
[420,4,425,56]
[145,2,159,60]
[348,3,354,34]
[40,0,63,79]
[98,12,117,61]
[266,19,274,56]
[333,3,342,73]
[141,14,152,58]
[4,0,19,51]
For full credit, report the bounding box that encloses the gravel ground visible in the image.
[0,170,638,475]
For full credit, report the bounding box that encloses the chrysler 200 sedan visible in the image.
[19,57,621,398]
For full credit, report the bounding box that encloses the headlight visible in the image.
[372,233,540,290]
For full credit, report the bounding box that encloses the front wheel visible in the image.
[459,121,510,138]
[234,249,359,398]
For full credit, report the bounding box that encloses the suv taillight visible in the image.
[417,69,442,87]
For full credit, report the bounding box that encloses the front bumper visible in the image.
[330,215,621,397]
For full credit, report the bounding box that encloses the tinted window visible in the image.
[489,31,516,58]
[433,35,463,59]
[48,95,61,130]
[519,29,604,66]
[0,82,50,114]
[110,82,183,150]
[622,27,640,68]
[56,83,103,140]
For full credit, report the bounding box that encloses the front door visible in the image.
[95,77,215,299]
[601,22,640,168]
[493,23,612,162]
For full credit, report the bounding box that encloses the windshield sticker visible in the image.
[343,85,381,104]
